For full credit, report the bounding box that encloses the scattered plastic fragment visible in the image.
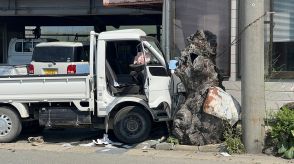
[101,149,111,152]
[142,145,149,152]
[105,144,117,149]
[62,143,74,147]
[93,134,112,145]
[220,152,231,157]
[79,142,96,147]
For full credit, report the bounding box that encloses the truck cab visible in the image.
[96,29,172,118]
[94,30,172,143]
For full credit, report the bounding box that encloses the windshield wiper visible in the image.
[49,60,56,65]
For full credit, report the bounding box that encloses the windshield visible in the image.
[32,46,87,62]
[141,37,166,67]
[143,37,164,58]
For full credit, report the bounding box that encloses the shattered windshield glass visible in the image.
[141,37,164,58]
[147,40,164,58]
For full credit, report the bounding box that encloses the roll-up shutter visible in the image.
[175,0,231,76]
[273,0,294,42]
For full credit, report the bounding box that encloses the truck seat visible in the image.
[105,60,140,95]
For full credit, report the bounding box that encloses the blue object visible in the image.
[169,60,178,70]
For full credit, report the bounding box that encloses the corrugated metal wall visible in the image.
[104,0,162,5]
[0,0,160,16]
[0,0,90,14]
[273,0,294,42]
[174,0,231,76]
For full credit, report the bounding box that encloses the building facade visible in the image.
[173,0,294,112]
[0,0,292,112]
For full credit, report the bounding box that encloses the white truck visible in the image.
[29,42,89,75]
[0,38,56,76]
[0,29,181,144]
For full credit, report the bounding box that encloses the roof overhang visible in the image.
[103,0,163,10]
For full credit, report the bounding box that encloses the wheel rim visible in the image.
[123,115,143,137]
[0,114,12,136]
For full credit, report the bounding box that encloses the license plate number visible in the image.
[44,69,57,75]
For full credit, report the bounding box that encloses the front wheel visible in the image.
[113,106,151,144]
[0,107,22,142]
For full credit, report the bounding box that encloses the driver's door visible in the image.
[142,39,172,118]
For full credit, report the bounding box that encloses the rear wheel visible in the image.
[0,107,22,142]
[113,106,151,144]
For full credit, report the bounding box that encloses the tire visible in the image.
[113,106,151,144]
[0,107,22,143]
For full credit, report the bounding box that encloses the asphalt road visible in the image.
[0,127,289,164]
[0,149,208,164]
[0,147,291,164]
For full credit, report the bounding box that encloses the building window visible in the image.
[269,0,294,78]
[174,0,231,77]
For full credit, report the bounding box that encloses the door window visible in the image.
[23,42,33,52]
[15,42,22,52]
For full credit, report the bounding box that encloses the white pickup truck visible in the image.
[0,29,182,144]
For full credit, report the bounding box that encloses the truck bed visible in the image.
[0,75,91,102]
[0,65,27,76]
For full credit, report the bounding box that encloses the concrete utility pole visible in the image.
[240,0,266,153]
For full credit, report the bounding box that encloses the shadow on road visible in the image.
[17,121,169,145]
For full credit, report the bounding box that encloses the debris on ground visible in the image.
[101,149,111,152]
[172,30,241,145]
[61,143,74,148]
[28,136,44,146]
[158,136,166,143]
[92,134,112,145]
[7,148,16,153]
[79,134,113,147]
[77,133,135,153]
[155,142,175,150]
[142,145,149,152]
[220,152,231,157]
[105,144,117,149]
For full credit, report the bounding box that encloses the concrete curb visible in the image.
[136,140,225,152]
[174,143,225,152]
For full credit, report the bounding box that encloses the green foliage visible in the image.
[166,136,179,145]
[223,123,245,154]
[270,107,294,159]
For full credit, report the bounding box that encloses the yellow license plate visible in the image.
[44,69,57,75]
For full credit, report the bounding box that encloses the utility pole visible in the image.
[240,0,266,153]
[162,0,172,61]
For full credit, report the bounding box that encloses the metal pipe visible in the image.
[89,31,96,77]
[162,0,171,61]
[166,0,170,62]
